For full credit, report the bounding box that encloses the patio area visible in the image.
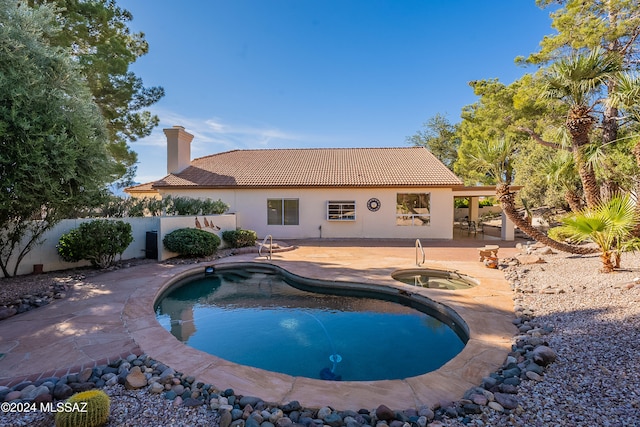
[0,238,522,410]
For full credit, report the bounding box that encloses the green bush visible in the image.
[163,228,221,257]
[479,197,496,207]
[548,226,579,243]
[55,389,110,427]
[222,229,258,248]
[58,220,133,269]
[163,195,229,216]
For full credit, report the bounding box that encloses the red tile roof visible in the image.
[125,182,158,192]
[150,147,463,189]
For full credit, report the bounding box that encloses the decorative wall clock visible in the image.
[367,198,381,212]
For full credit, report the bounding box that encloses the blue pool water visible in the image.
[155,265,466,381]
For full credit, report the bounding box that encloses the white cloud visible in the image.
[132,107,340,182]
[136,109,317,152]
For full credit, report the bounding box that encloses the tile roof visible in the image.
[125,182,158,192]
[151,147,463,189]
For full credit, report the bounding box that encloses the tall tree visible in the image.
[0,0,114,277]
[522,0,640,193]
[609,72,640,229]
[28,0,165,186]
[461,136,596,254]
[455,78,597,254]
[455,77,560,190]
[539,48,620,208]
[407,114,460,171]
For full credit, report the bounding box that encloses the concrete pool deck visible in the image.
[0,238,520,410]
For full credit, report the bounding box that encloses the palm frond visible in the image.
[542,47,620,107]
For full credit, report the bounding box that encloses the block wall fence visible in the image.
[1,214,237,278]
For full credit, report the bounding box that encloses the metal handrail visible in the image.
[415,239,425,266]
[259,234,273,260]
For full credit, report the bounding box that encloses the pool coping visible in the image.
[124,249,516,410]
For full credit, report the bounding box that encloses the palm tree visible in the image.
[541,48,620,208]
[556,195,640,272]
[466,137,598,254]
[543,150,584,212]
[496,183,596,255]
[609,73,640,232]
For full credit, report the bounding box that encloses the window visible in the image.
[267,199,299,225]
[327,201,356,221]
[396,193,430,226]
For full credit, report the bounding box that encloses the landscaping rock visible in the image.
[0,307,16,320]
[52,382,73,400]
[532,345,557,366]
[375,405,395,421]
[494,393,519,410]
[516,255,546,265]
[125,366,148,389]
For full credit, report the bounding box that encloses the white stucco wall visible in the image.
[3,217,159,277]
[158,187,455,240]
[157,215,237,260]
[1,215,239,277]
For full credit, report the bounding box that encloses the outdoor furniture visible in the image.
[478,245,499,262]
[460,219,474,234]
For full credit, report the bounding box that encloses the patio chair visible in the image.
[467,220,477,236]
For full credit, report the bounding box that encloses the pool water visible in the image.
[155,267,465,381]
[392,270,477,290]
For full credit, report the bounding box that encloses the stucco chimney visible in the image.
[164,125,194,175]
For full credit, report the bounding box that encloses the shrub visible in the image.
[222,229,258,248]
[548,226,579,243]
[54,389,110,427]
[58,220,133,268]
[163,195,229,216]
[163,228,221,257]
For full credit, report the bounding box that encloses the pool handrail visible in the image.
[259,234,273,260]
[415,238,425,266]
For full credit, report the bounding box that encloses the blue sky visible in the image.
[119,1,556,184]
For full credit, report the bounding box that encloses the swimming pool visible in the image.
[155,263,467,381]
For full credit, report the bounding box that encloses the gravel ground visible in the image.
[1,384,219,427]
[440,251,640,427]
[3,249,640,426]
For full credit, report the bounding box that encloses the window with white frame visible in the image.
[396,193,430,226]
[327,201,356,221]
[267,199,299,225]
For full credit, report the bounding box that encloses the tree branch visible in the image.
[516,126,568,150]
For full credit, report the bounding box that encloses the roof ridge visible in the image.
[191,146,425,161]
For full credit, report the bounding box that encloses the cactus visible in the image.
[54,389,111,427]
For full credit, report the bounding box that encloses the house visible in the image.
[126,126,515,240]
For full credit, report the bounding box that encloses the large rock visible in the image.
[52,383,73,400]
[159,367,175,384]
[317,407,333,420]
[125,366,148,389]
[4,390,22,401]
[182,397,203,407]
[21,385,50,401]
[149,382,164,394]
[240,395,263,408]
[78,367,93,383]
[494,392,519,410]
[532,345,557,366]
[0,307,17,320]
[375,405,395,421]
[219,410,233,427]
